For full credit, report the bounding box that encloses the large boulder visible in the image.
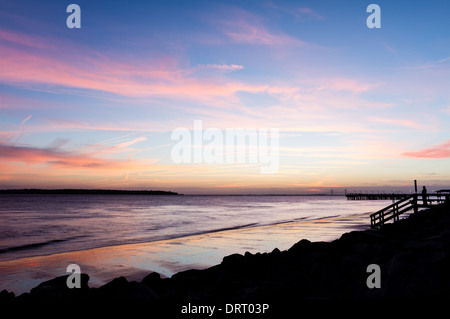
[27,273,90,299]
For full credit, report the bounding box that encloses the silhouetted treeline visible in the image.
[0,189,180,195]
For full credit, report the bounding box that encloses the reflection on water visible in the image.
[0,210,376,295]
[0,195,390,263]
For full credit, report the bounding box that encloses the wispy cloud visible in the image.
[223,21,305,46]
[437,56,450,64]
[396,55,450,71]
[292,7,324,21]
[194,64,244,72]
[369,116,429,130]
[14,114,32,144]
[402,140,450,159]
[318,78,384,93]
[0,29,56,50]
[219,9,308,46]
[0,30,258,104]
[0,143,129,169]
[441,106,450,114]
[0,130,152,171]
[113,137,147,150]
[267,2,325,21]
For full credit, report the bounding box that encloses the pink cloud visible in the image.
[0,131,15,141]
[266,2,324,21]
[317,78,384,93]
[0,44,237,99]
[0,137,154,171]
[0,93,55,110]
[402,140,450,158]
[0,30,262,102]
[113,137,147,150]
[0,29,56,50]
[441,106,450,114]
[220,9,307,46]
[0,143,119,169]
[293,7,325,20]
[224,21,305,46]
[369,117,429,130]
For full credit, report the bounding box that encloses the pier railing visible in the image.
[370,193,449,229]
[346,193,409,200]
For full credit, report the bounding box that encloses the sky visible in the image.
[0,0,449,194]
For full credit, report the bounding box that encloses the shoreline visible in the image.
[0,210,369,264]
[0,211,372,296]
[3,203,449,300]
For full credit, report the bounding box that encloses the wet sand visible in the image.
[0,212,372,295]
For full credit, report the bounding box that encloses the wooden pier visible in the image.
[346,193,409,200]
[370,192,450,229]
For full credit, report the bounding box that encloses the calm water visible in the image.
[0,194,391,263]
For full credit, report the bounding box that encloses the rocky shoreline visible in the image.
[2,203,450,301]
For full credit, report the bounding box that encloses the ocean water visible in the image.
[0,194,391,263]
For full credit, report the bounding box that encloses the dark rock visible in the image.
[0,289,15,301]
[222,253,244,264]
[29,273,89,299]
[288,238,311,253]
[171,269,203,282]
[90,276,158,299]
[101,275,128,289]
[141,272,161,288]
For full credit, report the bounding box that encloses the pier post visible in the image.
[413,194,418,214]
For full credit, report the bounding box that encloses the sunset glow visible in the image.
[1,0,449,193]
